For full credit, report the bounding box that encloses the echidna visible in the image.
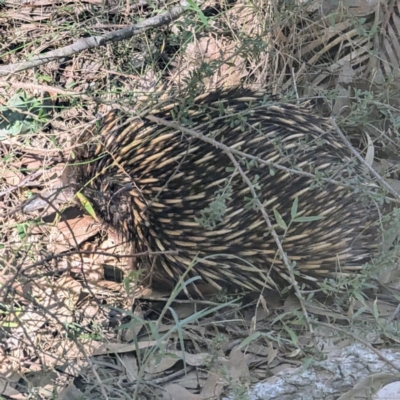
[30,88,379,293]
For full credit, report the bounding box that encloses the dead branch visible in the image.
[0,1,188,76]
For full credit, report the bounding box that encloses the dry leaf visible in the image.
[58,383,85,400]
[200,372,225,399]
[226,347,250,382]
[170,35,246,90]
[94,340,164,355]
[49,214,100,252]
[162,383,202,400]
[119,354,138,383]
[0,376,23,398]
[283,294,301,313]
[145,354,180,374]
[167,351,209,367]
[338,373,400,400]
[1,169,23,186]
[175,370,205,390]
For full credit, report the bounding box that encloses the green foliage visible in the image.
[195,185,233,230]
[273,197,325,234]
[185,0,210,27]
[0,91,48,139]
[76,192,98,221]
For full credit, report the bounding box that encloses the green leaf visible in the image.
[16,223,28,239]
[1,321,18,328]
[76,192,98,220]
[273,208,287,230]
[285,325,298,345]
[301,357,314,372]
[291,197,298,219]
[293,216,324,223]
[238,331,262,349]
[185,0,209,25]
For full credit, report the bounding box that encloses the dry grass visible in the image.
[1,0,400,398]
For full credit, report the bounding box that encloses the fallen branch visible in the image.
[0,1,188,76]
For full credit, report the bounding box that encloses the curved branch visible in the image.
[0,1,188,76]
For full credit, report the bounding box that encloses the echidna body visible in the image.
[69,88,378,292]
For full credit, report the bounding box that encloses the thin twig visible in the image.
[331,118,400,200]
[0,170,45,197]
[0,1,188,76]
[225,149,314,332]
